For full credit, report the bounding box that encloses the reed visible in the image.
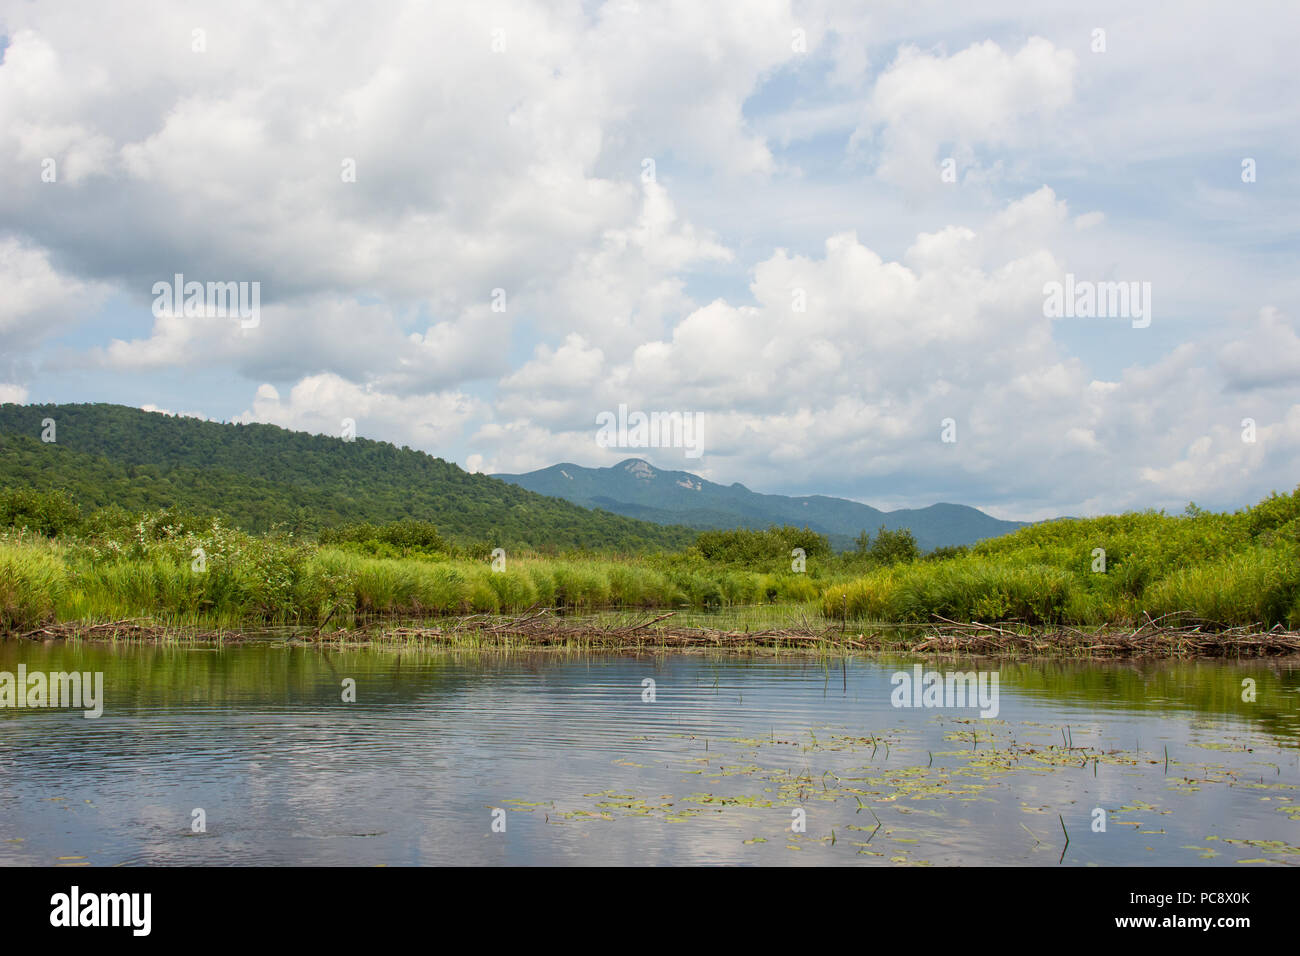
[823,492,1300,630]
[0,533,841,634]
[4,483,1299,636]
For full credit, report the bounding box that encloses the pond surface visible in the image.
[1,641,1297,866]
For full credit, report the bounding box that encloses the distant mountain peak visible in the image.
[0,403,698,550]
[621,459,656,479]
[493,458,1031,551]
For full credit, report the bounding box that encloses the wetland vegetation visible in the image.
[3,482,1300,652]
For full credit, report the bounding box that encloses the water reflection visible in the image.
[0,641,1296,865]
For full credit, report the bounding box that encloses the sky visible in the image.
[1,0,1298,521]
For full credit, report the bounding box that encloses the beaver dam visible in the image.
[14,607,1300,659]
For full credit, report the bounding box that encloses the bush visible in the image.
[924,544,969,562]
[855,525,920,565]
[319,519,448,557]
[694,525,831,566]
[5,485,1300,632]
[0,487,82,537]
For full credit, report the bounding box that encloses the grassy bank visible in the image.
[823,491,1300,630]
[0,527,828,633]
[3,484,1299,638]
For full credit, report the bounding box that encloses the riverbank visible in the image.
[5,484,1300,642]
[10,609,1300,659]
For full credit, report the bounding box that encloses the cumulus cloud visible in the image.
[1218,307,1300,392]
[89,291,514,393]
[237,374,484,452]
[0,238,111,350]
[473,190,1300,515]
[0,1,782,304]
[139,404,208,420]
[853,37,1077,190]
[2,2,1298,519]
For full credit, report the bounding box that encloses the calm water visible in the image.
[1,640,1297,866]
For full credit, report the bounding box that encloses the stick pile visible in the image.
[11,609,1300,658]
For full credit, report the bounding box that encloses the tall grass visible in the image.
[0,533,825,632]
[823,489,1300,630]
[1142,547,1300,628]
[4,484,1299,634]
[0,538,68,631]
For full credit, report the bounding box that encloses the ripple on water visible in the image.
[0,644,1296,865]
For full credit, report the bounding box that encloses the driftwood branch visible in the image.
[8,609,1300,658]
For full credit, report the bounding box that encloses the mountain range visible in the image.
[0,403,694,551]
[0,403,1026,552]
[493,458,1027,550]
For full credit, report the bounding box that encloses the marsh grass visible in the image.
[4,484,1300,636]
[823,490,1300,630]
[0,537,66,632]
[0,529,829,634]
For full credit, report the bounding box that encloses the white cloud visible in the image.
[139,404,208,420]
[1218,307,1300,392]
[0,238,110,350]
[472,191,1300,515]
[853,37,1077,190]
[1,2,1298,519]
[237,373,483,454]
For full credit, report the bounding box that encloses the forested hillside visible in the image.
[0,403,695,550]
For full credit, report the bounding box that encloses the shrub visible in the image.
[694,525,831,566]
[854,525,920,565]
[924,544,969,562]
[319,519,448,558]
[0,487,82,537]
